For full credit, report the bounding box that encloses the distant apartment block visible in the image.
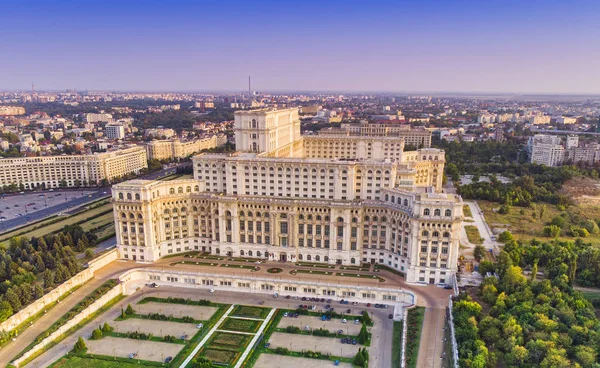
[0,106,26,116]
[319,122,432,148]
[556,116,577,125]
[528,134,564,166]
[84,113,113,123]
[145,128,176,139]
[146,135,227,161]
[105,124,125,140]
[0,146,147,189]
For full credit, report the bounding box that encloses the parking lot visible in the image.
[268,332,360,358]
[278,315,362,335]
[133,301,217,321]
[85,336,183,362]
[254,354,354,368]
[0,189,101,222]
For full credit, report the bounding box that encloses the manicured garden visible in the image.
[391,321,403,367]
[231,305,270,319]
[336,272,385,282]
[220,317,261,333]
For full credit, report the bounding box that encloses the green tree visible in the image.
[474,245,486,261]
[5,288,21,311]
[91,328,103,340]
[361,311,372,325]
[73,336,87,353]
[539,205,546,220]
[498,231,514,243]
[357,323,369,344]
[85,249,94,259]
[101,322,114,333]
[125,304,135,316]
[0,301,13,322]
[543,225,561,238]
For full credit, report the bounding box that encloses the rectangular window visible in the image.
[280,222,288,234]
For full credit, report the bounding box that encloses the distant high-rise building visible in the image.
[105,124,125,140]
[528,134,564,166]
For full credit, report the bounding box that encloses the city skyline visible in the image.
[2,0,600,94]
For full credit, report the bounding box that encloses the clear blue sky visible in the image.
[2,0,599,94]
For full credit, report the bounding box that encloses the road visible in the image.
[1,252,451,367]
[0,163,189,235]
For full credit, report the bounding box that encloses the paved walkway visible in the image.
[234,308,276,368]
[178,304,234,368]
[416,307,446,368]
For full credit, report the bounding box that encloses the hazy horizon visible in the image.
[2,0,599,94]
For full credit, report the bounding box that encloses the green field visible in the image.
[231,305,269,319]
[464,225,483,244]
[201,348,239,365]
[220,318,261,333]
[463,205,473,218]
[391,321,403,367]
[479,200,600,246]
[49,355,160,368]
[211,332,251,347]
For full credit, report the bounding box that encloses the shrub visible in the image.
[101,323,113,333]
[181,316,195,323]
[73,336,87,353]
[498,231,514,243]
[498,204,511,215]
[273,347,289,355]
[285,326,301,333]
[91,328,103,340]
[361,311,373,325]
[125,304,135,316]
[543,225,561,238]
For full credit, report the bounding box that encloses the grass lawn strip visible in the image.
[220,263,260,270]
[48,354,164,368]
[406,307,425,368]
[292,269,333,275]
[392,320,403,367]
[464,225,483,244]
[231,305,270,319]
[220,317,262,333]
[463,204,473,218]
[201,347,239,365]
[233,308,276,368]
[336,272,385,282]
[210,332,252,348]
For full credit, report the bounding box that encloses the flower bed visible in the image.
[267,267,283,273]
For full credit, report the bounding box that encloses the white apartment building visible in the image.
[0,106,26,116]
[105,124,125,140]
[145,128,176,139]
[0,146,147,189]
[112,108,462,285]
[528,134,564,166]
[565,143,600,165]
[556,116,577,125]
[146,135,227,161]
[84,113,113,123]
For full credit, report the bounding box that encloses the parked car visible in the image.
[389,314,394,319]
[346,309,351,314]
[165,356,173,363]
[342,319,347,324]
[129,353,138,359]
[150,283,159,288]
[352,339,357,345]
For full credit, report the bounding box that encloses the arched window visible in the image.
[315,255,320,261]
[194,185,199,192]
[118,193,123,200]
[240,250,245,256]
[138,214,143,219]
[126,193,132,200]
[215,248,220,254]
[445,209,452,217]
[178,187,183,194]
[422,230,429,236]
[239,211,245,217]
[248,250,253,256]
[385,194,389,201]
[251,119,257,128]
[252,142,257,152]
[443,232,450,238]
[434,209,441,216]
[164,209,170,215]
[186,186,191,193]
[299,214,304,220]
[298,254,303,260]
[424,208,430,216]
[403,199,408,206]
[121,213,126,218]
[169,188,175,195]
[226,211,231,216]
[129,213,135,219]
[337,217,344,223]
[432,231,439,237]
[307,255,312,261]
[324,256,329,262]
[135,193,140,200]
[257,251,262,257]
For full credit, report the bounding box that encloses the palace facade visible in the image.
[112,108,463,284]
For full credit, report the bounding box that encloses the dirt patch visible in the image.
[134,301,217,320]
[268,332,360,358]
[254,354,354,368]
[560,177,600,204]
[277,315,362,336]
[86,336,184,362]
[112,319,198,339]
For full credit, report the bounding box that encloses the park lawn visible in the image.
[406,307,425,368]
[464,225,483,244]
[293,269,333,275]
[220,318,261,333]
[0,202,113,246]
[478,200,600,246]
[231,305,270,319]
[80,212,114,231]
[49,355,161,368]
[463,205,473,218]
[211,332,251,348]
[336,272,385,282]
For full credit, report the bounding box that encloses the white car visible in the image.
[197,323,204,329]
[342,319,347,324]
[209,288,215,293]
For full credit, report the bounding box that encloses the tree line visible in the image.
[454,235,600,367]
[0,225,97,324]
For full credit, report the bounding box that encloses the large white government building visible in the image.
[113,108,462,285]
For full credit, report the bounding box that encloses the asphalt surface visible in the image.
[0,164,188,234]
